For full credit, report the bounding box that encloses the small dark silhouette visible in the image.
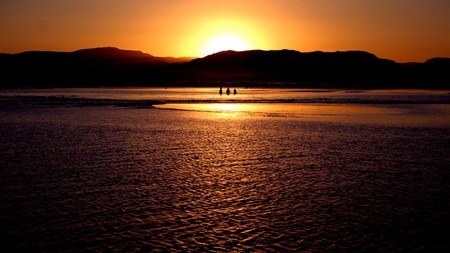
[233,88,237,95]
[226,87,230,95]
[219,87,223,95]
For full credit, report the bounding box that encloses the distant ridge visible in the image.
[7,47,193,64]
[196,49,387,64]
[425,57,450,65]
[180,50,449,88]
[0,47,449,88]
[72,47,154,60]
[187,49,395,74]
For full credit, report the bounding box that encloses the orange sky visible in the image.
[1,0,449,62]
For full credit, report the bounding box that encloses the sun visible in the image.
[202,35,250,56]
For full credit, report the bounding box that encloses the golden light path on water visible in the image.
[156,103,390,114]
[155,103,450,126]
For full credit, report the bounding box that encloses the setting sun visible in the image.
[202,35,250,56]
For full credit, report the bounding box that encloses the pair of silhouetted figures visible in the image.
[219,87,237,95]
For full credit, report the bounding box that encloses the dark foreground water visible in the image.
[1,89,450,252]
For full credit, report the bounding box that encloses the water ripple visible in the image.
[0,104,449,252]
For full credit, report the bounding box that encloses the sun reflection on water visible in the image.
[155,103,450,126]
[157,103,253,112]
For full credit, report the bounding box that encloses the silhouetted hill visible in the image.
[1,48,449,88]
[176,50,448,88]
[160,56,197,64]
[184,50,396,80]
[71,47,172,65]
[73,47,153,58]
[425,57,450,65]
[0,47,192,87]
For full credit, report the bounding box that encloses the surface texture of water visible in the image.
[2,87,450,104]
[1,89,449,252]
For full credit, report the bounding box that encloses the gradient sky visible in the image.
[1,0,449,62]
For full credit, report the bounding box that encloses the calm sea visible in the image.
[1,88,449,252]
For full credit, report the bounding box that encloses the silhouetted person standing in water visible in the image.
[233,88,237,95]
[226,87,230,95]
[219,87,223,95]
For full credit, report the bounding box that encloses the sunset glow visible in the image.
[184,16,265,57]
[202,35,250,56]
[1,0,450,62]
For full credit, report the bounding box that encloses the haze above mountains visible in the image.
[1,47,449,88]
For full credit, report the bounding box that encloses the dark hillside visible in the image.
[1,48,448,88]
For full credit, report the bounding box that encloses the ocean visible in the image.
[1,88,449,252]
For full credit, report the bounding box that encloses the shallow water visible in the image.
[156,103,450,127]
[0,89,449,252]
[2,87,450,104]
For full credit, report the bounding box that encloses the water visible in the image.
[2,87,450,103]
[1,88,449,252]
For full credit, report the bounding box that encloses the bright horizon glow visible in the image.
[202,35,250,56]
[183,16,266,58]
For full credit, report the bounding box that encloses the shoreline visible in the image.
[1,90,450,110]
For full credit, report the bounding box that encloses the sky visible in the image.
[1,0,449,62]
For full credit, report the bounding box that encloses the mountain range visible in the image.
[1,47,449,88]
